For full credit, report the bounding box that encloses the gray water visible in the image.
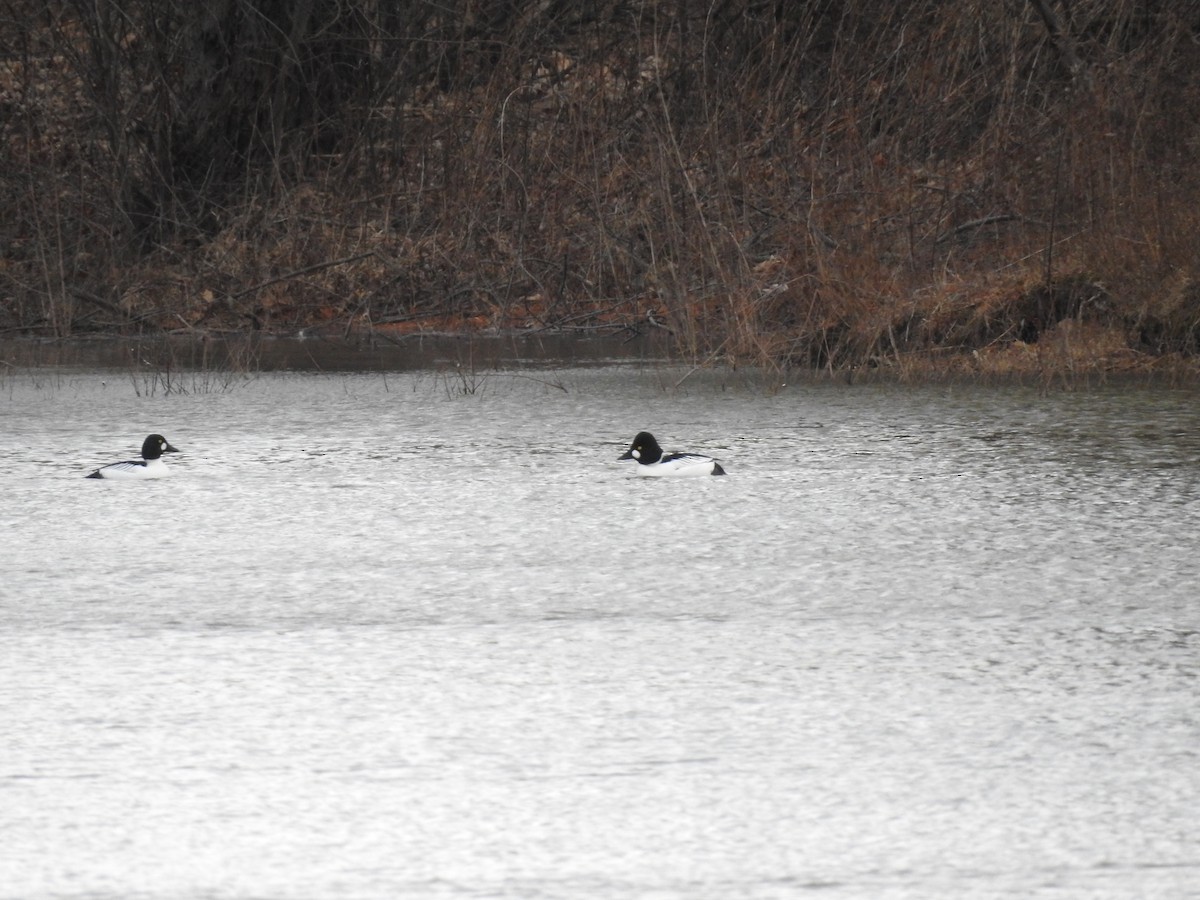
[1,361,1198,900]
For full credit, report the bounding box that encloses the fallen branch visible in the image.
[935,214,1024,244]
[230,251,377,300]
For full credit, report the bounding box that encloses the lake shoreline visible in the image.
[2,326,1197,387]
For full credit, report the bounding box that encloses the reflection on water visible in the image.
[0,332,672,374]
[0,363,1197,899]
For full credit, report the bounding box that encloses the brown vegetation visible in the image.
[1,0,1199,378]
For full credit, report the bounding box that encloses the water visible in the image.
[1,359,1198,899]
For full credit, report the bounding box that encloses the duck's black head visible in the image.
[619,431,663,464]
[142,434,179,460]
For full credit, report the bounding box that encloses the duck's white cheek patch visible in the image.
[631,449,641,459]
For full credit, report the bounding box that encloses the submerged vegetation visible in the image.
[1,1,1199,378]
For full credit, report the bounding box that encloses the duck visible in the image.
[619,431,726,476]
[85,434,179,479]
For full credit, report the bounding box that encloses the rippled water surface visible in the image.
[1,358,1198,899]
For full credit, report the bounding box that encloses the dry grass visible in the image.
[2,1,1199,380]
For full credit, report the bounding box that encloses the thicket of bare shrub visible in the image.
[2,0,1198,376]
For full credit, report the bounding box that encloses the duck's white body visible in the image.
[88,457,173,480]
[630,453,724,477]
